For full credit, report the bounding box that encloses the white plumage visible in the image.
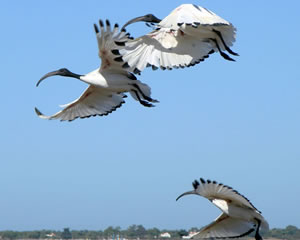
[176,178,269,240]
[114,4,238,74]
[35,20,157,121]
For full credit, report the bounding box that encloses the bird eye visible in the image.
[59,68,69,74]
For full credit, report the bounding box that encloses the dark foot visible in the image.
[255,233,263,240]
[210,38,235,61]
[131,83,159,103]
[132,90,154,107]
[254,219,263,240]
[212,29,239,56]
[139,100,155,107]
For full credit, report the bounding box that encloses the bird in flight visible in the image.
[112,4,238,75]
[35,20,158,121]
[176,178,269,240]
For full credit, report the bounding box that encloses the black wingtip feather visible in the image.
[94,24,99,33]
[192,180,199,189]
[133,68,141,75]
[127,72,137,80]
[115,41,126,46]
[114,56,123,62]
[122,62,130,69]
[99,20,104,27]
[111,49,120,55]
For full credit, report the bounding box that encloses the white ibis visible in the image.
[112,4,238,74]
[176,178,269,240]
[35,20,158,121]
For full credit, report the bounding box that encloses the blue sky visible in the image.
[1,0,300,231]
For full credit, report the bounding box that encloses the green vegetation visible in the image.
[264,225,300,240]
[0,225,300,240]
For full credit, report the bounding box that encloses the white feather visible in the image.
[177,178,269,240]
[117,4,237,72]
[36,20,157,121]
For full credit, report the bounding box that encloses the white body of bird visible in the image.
[212,199,268,228]
[176,178,269,240]
[115,4,238,74]
[35,20,157,121]
[79,69,146,92]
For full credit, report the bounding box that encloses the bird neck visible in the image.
[65,71,82,79]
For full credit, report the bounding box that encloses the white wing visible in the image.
[94,19,133,72]
[35,86,126,121]
[192,178,261,213]
[193,213,256,239]
[117,4,237,73]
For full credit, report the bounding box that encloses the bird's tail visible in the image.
[260,218,269,232]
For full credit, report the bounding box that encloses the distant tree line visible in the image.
[264,225,300,240]
[1,225,300,240]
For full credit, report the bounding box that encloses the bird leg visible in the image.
[132,90,154,107]
[254,219,263,240]
[209,38,235,61]
[212,29,239,56]
[131,83,159,103]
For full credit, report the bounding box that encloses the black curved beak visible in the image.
[36,70,62,87]
[121,14,161,30]
[36,68,81,87]
[176,190,196,201]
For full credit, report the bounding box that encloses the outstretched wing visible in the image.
[35,86,126,121]
[192,213,255,239]
[94,20,133,72]
[115,4,237,73]
[192,178,260,213]
[118,29,214,74]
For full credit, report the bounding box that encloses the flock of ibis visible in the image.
[35,3,269,240]
[35,4,238,121]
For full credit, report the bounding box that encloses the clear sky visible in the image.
[1,0,300,231]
